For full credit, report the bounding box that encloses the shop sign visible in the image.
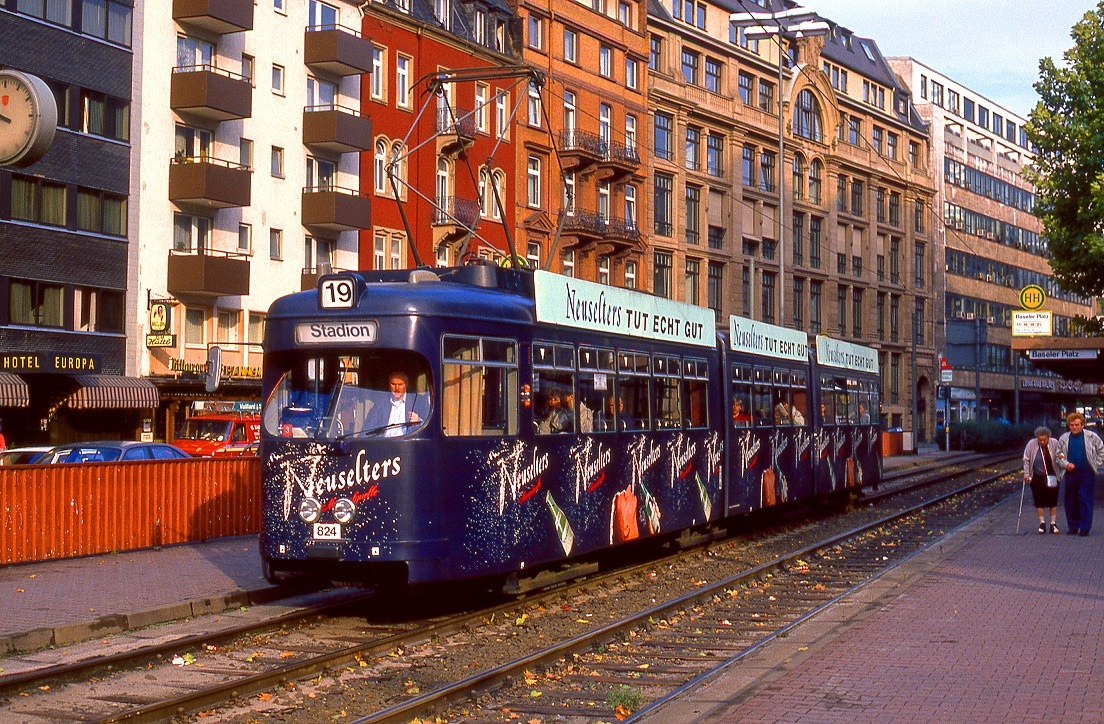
[1019,284,1046,311]
[169,357,261,380]
[1012,311,1052,336]
[1021,377,1056,391]
[0,352,102,373]
[145,334,177,348]
[149,302,172,333]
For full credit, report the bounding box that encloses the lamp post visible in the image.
[730,5,828,328]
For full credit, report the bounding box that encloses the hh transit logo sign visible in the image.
[1019,284,1046,310]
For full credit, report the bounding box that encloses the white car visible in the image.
[0,446,53,466]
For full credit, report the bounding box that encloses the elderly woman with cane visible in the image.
[1022,426,1061,534]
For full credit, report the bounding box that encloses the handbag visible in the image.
[1047,474,1058,488]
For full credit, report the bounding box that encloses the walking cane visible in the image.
[1016,477,1027,534]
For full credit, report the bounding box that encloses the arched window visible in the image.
[491,170,506,220]
[391,141,407,198]
[808,159,823,205]
[792,154,805,201]
[436,157,450,206]
[792,89,823,141]
[478,169,490,217]
[374,139,388,194]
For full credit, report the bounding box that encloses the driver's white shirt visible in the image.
[386,396,406,437]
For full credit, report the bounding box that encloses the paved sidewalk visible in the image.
[644,482,1104,722]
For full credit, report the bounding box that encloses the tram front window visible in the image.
[263,353,432,439]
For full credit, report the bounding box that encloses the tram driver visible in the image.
[366,370,430,437]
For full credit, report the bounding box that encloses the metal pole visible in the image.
[776,31,786,326]
[1013,350,1021,424]
[911,309,919,450]
[974,316,982,421]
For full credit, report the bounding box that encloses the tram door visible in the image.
[727,363,756,513]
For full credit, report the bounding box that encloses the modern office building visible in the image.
[890,58,1097,425]
[0,2,152,445]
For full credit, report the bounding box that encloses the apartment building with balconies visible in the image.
[359,0,520,270]
[0,1,156,445]
[890,58,1096,425]
[136,0,371,437]
[511,0,649,285]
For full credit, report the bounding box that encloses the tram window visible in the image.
[792,371,809,426]
[684,357,708,429]
[534,342,575,435]
[441,335,518,437]
[652,355,682,429]
[263,352,432,439]
[753,367,773,426]
[819,375,835,425]
[731,364,753,427]
[617,352,651,430]
[871,387,881,424]
[579,347,615,433]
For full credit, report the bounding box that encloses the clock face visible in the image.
[0,70,58,168]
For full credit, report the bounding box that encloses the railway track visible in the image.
[0,453,1018,723]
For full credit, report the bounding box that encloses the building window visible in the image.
[852,289,863,337]
[654,173,673,236]
[758,80,774,112]
[184,308,205,345]
[18,0,72,28]
[887,132,898,160]
[741,267,750,316]
[810,280,822,333]
[269,228,283,260]
[837,285,847,335]
[707,261,723,313]
[890,237,900,284]
[626,57,639,90]
[10,175,67,227]
[793,277,804,329]
[890,294,900,341]
[528,14,543,49]
[81,0,132,46]
[889,192,900,227]
[792,155,804,201]
[9,279,64,327]
[527,155,541,207]
[238,223,251,253]
[704,57,721,93]
[598,255,611,285]
[562,249,575,277]
[271,63,285,95]
[872,126,883,154]
[685,126,700,171]
[684,259,700,305]
[249,313,266,345]
[848,117,861,145]
[914,199,925,233]
[475,83,488,133]
[76,188,127,236]
[370,47,384,100]
[686,185,700,245]
[173,213,209,252]
[741,145,755,186]
[761,272,775,324]
[625,260,638,289]
[738,71,752,104]
[649,36,662,71]
[876,188,886,223]
[808,160,822,205]
[654,112,672,161]
[759,151,775,192]
[625,184,637,227]
[396,55,411,108]
[681,49,699,85]
[909,141,921,169]
[850,179,864,216]
[527,241,541,268]
[600,45,613,78]
[527,80,542,127]
[837,174,847,212]
[707,134,723,177]
[915,243,926,288]
[217,310,239,344]
[809,217,822,268]
[270,146,284,177]
[564,28,578,63]
[792,213,804,266]
[654,251,673,298]
[496,91,508,138]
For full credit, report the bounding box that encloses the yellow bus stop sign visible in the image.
[1020,284,1046,310]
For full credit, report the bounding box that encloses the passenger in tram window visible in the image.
[792,392,808,426]
[859,404,871,425]
[774,395,803,425]
[731,397,752,426]
[538,387,572,434]
[595,395,624,432]
[566,389,591,433]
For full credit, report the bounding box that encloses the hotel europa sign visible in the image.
[1,353,103,373]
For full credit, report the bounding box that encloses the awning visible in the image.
[61,375,160,410]
[0,372,30,407]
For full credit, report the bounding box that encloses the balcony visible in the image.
[302,186,372,234]
[301,266,345,291]
[598,218,644,256]
[304,25,373,76]
[432,196,480,241]
[172,0,252,34]
[303,105,373,154]
[167,249,250,297]
[169,157,251,209]
[170,65,252,122]
[436,108,476,155]
[598,140,641,180]
[558,129,605,170]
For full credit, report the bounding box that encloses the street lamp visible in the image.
[730,5,828,328]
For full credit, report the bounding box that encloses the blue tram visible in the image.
[259,265,881,586]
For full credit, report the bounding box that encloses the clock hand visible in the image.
[0,113,10,124]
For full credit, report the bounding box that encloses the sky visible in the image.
[809,0,1094,119]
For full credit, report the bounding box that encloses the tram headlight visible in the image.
[333,498,357,524]
[298,497,322,523]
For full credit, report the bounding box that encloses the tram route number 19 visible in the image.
[320,277,356,309]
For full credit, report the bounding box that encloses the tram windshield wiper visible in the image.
[334,421,416,440]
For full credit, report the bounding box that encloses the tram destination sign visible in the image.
[729,316,808,363]
[295,320,378,345]
[816,335,879,374]
[534,270,716,348]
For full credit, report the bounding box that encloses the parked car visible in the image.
[0,446,53,466]
[38,441,191,464]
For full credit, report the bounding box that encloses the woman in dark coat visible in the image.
[1022,426,1061,534]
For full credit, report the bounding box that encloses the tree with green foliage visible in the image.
[1027,1,1104,299]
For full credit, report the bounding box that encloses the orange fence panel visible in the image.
[0,458,261,565]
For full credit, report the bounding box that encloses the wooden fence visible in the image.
[0,458,261,565]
